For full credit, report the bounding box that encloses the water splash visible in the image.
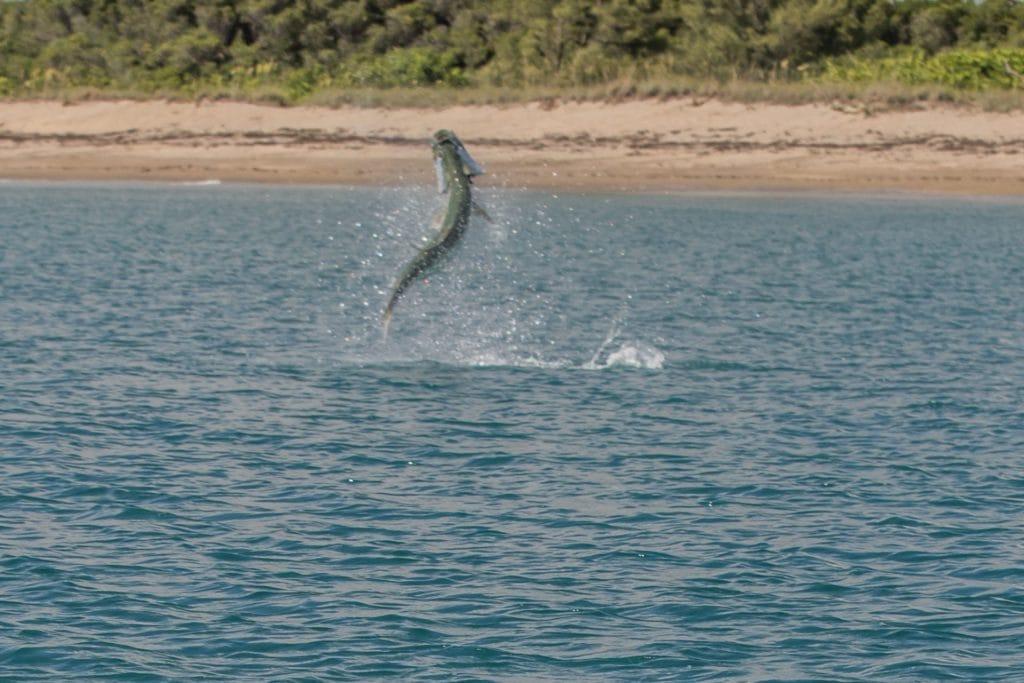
[583,312,665,370]
[325,188,663,371]
[585,304,625,369]
[602,341,666,369]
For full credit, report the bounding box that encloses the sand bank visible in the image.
[0,98,1022,195]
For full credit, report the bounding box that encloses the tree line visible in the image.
[1,0,1022,96]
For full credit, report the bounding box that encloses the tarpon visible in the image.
[382,129,487,339]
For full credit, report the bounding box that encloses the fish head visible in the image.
[432,129,485,182]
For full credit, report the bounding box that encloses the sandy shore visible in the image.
[1,98,1022,195]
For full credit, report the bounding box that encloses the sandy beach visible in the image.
[0,98,1022,195]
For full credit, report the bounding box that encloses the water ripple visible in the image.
[1,185,1023,679]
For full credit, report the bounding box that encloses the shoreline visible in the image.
[1,99,1022,196]
[7,179,1024,211]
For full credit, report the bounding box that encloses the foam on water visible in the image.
[602,341,666,369]
[460,351,570,369]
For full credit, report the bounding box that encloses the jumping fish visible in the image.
[382,129,487,339]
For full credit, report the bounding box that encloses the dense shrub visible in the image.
[0,0,1022,99]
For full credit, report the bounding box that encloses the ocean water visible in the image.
[1,182,1023,680]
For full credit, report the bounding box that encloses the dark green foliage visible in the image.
[1,0,1022,98]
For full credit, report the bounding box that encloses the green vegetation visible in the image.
[822,47,1024,89]
[1,1,1023,105]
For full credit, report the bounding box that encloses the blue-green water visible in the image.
[2,183,1023,680]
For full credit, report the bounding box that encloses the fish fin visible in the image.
[429,207,445,234]
[400,212,444,252]
[434,157,448,194]
[457,144,485,177]
[407,231,437,252]
[472,200,493,223]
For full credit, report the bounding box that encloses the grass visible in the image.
[5,77,1024,112]
[286,77,1024,111]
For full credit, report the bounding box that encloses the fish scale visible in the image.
[382,129,484,340]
